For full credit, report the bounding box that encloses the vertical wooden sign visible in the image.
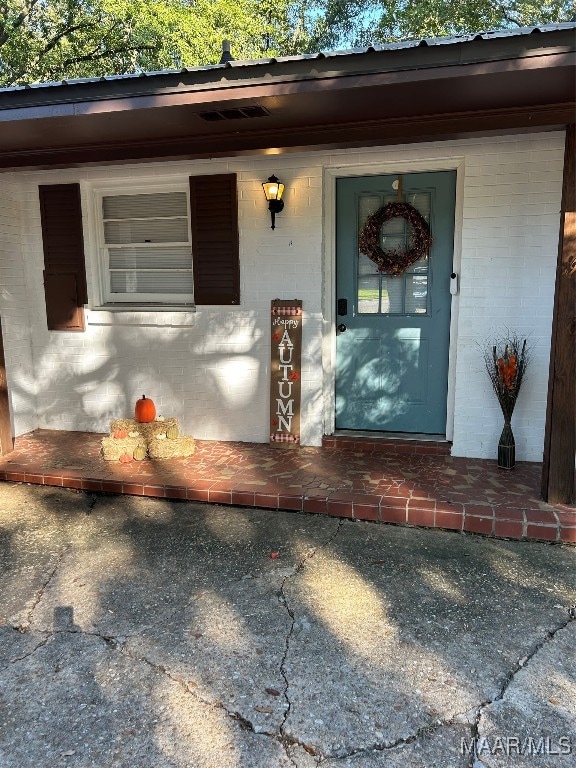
[270,299,303,445]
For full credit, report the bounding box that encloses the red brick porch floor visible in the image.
[0,429,574,545]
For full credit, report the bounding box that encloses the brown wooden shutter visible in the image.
[189,174,240,305]
[39,183,88,331]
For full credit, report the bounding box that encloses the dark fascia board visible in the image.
[0,24,574,113]
[0,48,573,125]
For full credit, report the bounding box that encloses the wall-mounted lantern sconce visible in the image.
[262,174,285,230]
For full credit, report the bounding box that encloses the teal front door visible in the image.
[335,171,456,434]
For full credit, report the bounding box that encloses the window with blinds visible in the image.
[101,190,193,303]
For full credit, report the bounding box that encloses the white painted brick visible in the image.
[0,179,37,435]
[453,147,560,458]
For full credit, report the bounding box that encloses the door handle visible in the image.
[337,323,347,333]
[450,273,458,295]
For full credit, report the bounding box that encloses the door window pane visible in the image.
[358,277,380,313]
[381,277,403,314]
[358,195,381,230]
[405,275,428,314]
[358,253,380,276]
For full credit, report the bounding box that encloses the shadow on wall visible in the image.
[9,311,270,442]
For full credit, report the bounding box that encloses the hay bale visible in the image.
[110,417,179,441]
[148,435,196,460]
[101,435,141,461]
[103,416,193,461]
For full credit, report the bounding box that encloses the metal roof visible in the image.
[0,22,574,96]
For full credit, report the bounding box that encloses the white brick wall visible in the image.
[450,134,563,461]
[0,131,564,460]
[0,179,37,436]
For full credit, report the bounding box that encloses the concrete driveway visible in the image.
[0,483,574,768]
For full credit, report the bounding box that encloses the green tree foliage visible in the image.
[293,1,575,51]
[377,1,575,43]
[0,0,574,86]
[0,0,295,86]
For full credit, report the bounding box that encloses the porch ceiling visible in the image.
[0,26,574,169]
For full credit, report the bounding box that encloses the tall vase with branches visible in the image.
[483,333,530,469]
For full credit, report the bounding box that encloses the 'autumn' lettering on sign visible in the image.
[270,300,302,445]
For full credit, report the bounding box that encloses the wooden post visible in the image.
[0,316,13,455]
[541,125,576,504]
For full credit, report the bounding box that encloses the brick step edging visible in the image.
[1,471,573,545]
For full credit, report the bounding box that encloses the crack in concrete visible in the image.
[3,485,572,768]
[116,519,348,764]
[117,643,286,745]
[3,617,460,766]
[4,624,278,747]
[86,494,98,515]
[20,548,68,630]
[313,719,462,763]
[465,610,576,768]
[2,519,346,762]
[3,625,129,668]
[277,519,346,765]
[2,627,53,668]
[4,621,302,764]
[303,608,576,766]
[105,522,345,764]
[496,611,575,701]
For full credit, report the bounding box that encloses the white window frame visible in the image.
[89,179,194,308]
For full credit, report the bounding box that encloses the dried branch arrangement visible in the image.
[482,332,530,468]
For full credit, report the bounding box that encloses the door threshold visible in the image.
[333,430,448,442]
[323,431,451,456]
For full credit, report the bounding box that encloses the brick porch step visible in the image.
[322,433,451,456]
[0,430,573,545]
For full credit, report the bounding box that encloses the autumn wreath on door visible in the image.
[358,201,432,276]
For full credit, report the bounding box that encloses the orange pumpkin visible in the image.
[113,429,128,439]
[135,394,156,423]
[119,452,133,464]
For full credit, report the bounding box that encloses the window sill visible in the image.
[87,307,197,327]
